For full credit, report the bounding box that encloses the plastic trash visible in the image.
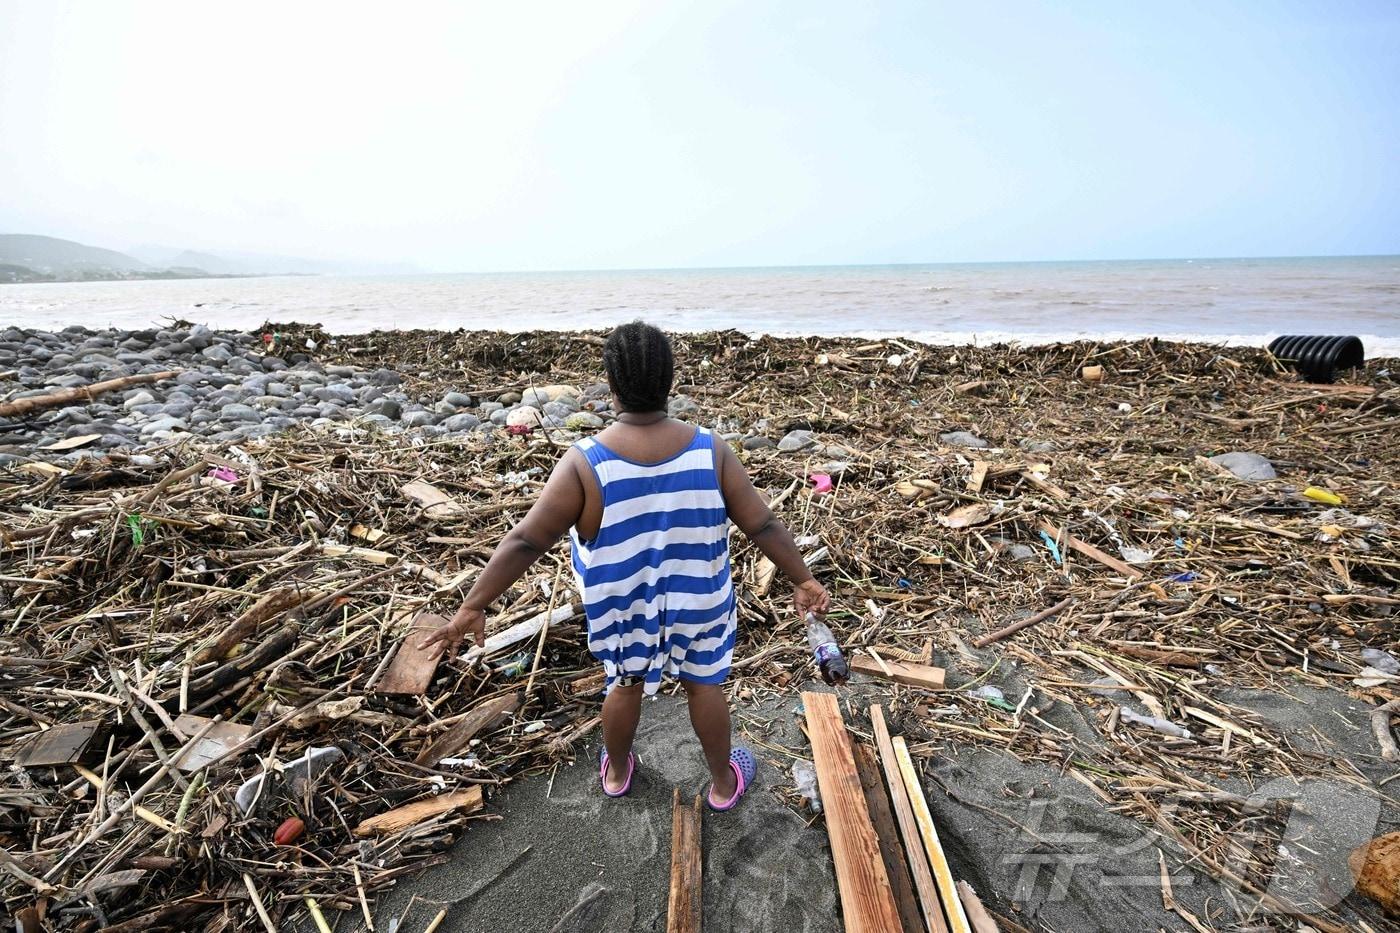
[1303,486,1345,506]
[1119,707,1193,739]
[1169,572,1199,583]
[805,613,849,685]
[1362,648,1400,675]
[208,466,239,483]
[1266,335,1364,383]
[808,472,834,495]
[235,746,345,815]
[1039,530,1063,565]
[792,759,822,813]
[967,685,1005,702]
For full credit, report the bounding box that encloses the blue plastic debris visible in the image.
[1169,572,1199,583]
[1039,530,1063,565]
[897,578,913,589]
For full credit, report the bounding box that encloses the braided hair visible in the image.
[603,322,673,413]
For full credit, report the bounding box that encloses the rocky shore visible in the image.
[0,325,868,464]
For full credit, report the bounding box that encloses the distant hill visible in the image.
[4,233,419,283]
[0,234,152,277]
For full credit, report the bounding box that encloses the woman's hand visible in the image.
[793,578,830,619]
[420,604,487,653]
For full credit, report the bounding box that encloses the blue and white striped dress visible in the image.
[570,426,737,695]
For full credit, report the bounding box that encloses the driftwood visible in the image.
[1372,698,1400,762]
[971,597,1074,648]
[0,369,179,418]
[351,787,483,836]
[666,788,703,933]
[194,587,310,663]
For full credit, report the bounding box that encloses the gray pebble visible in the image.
[366,398,402,420]
[442,392,473,408]
[220,403,262,422]
[668,396,699,417]
[939,431,990,449]
[442,412,481,432]
[313,384,357,404]
[140,416,187,435]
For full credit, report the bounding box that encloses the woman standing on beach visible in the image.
[422,322,828,808]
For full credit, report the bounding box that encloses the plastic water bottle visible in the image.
[792,759,822,812]
[806,613,849,685]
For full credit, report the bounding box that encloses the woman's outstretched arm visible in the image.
[421,449,587,652]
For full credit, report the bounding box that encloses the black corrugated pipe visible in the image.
[1266,335,1365,383]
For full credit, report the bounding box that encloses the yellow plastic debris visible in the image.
[1303,486,1346,506]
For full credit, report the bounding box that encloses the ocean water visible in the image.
[3,255,1399,354]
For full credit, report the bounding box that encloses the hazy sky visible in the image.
[2,1,1397,271]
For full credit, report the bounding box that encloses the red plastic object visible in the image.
[273,816,305,845]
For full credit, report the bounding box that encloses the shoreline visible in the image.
[3,322,1396,461]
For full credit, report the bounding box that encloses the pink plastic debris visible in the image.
[208,466,239,483]
[808,473,834,495]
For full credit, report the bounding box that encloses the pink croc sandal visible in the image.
[707,747,757,811]
[599,749,636,798]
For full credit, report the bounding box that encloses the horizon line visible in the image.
[405,251,1400,277]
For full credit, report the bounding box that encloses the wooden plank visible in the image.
[853,742,925,933]
[401,480,468,519]
[966,461,989,494]
[351,787,483,836]
[1036,520,1142,579]
[801,691,903,933]
[170,714,253,772]
[1020,471,1070,501]
[666,788,703,933]
[893,736,972,933]
[415,692,520,767]
[375,613,449,695]
[871,706,948,933]
[849,655,946,690]
[13,720,101,767]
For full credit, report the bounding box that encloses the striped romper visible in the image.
[570,426,737,695]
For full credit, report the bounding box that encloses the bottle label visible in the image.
[813,642,840,664]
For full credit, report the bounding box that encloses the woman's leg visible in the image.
[602,680,644,792]
[682,681,736,800]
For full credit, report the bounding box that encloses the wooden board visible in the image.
[13,720,102,767]
[871,706,948,933]
[800,691,903,933]
[666,788,703,933]
[374,612,449,695]
[853,742,926,933]
[415,692,520,767]
[850,655,946,690]
[401,480,468,519]
[1036,519,1142,579]
[966,461,989,494]
[352,787,483,836]
[893,736,972,933]
[171,714,254,772]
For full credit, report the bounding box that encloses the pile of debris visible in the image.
[2,328,1398,930]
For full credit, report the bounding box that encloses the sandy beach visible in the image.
[2,323,1399,931]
